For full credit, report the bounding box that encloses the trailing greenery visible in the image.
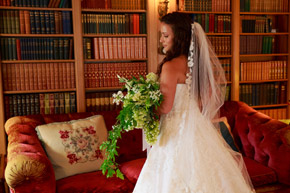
[100,73,163,179]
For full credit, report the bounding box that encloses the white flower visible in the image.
[132,92,141,101]
[112,91,124,105]
[146,72,158,83]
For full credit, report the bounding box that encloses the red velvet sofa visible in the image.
[4,101,290,193]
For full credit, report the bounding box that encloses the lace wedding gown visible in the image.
[133,84,255,193]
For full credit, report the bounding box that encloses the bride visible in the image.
[133,12,255,193]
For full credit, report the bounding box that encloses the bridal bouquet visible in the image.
[100,72,163,179]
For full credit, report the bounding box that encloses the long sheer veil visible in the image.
[187,22,227,121]
[186,22,255,192]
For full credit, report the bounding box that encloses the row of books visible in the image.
[0,0,71,8]
[4,92,76,119]
[84,62,147,88]
[0,10,72,34]
[86,92,121,112]
[179,0,231,12]
[257,108,287,120]
[241,15,273,33]
[83,37,146,60]
[240,0,288,12]
[81,0,146,10]
[240,60,287,81]
[82,13,146,34]
[240,36,277,54]
[0,38,74,60]
[239,82,286,106]
[192,14,231,33]
[208,36,231,55]
[2,62,75,91]
[220,58,231,81]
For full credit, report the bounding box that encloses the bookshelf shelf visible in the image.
[0,34,74,37]
[4,89,77,94]
[206,33,232,36]
[251,104,288,108]
[240,12,290,15]
[1,60,75,63]
[82,9,146,13]
[240,33,289,36]
[84,58,147,62]
[240,53,289,57]
[0,6,72,11]
[83,34,147,38]
[240,79,288,84]
[86,87,122,92]
[217,55,232,58]
[178,11,232,14]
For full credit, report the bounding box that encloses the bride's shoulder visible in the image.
[164,55,187,70]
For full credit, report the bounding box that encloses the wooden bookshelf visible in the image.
[175,0,290,118]
[0,1,77,154]
[238,4,290,118]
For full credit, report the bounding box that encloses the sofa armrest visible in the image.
[4,117,55,193]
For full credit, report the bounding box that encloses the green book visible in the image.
[205,14,209,33]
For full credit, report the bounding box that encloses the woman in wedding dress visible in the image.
[133,12,255,193]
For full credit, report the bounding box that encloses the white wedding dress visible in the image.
[133,84,255,193]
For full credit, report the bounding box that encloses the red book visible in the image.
[134,38,139,59]
[122,38,127,59]
[103,63,108,87]
[12,63,19,91]
[41,63,47,90]
[32,63,38,90]
[54,63,59,89]
[71,62,75,88]
[24,63,30,90]
[28,63,34,90]
[45,63,51,90]
[93,38,100,59]
[107,37,113,59]
[62,63,67,89]
[103,37,109,59]
[24,10,31,34]
[66,62,72,88]
[112,38,118,59]
[50,63,55,89]
[98,38,104,59]
[19,63,25,91]
[19,11,25,34]
[142,37,146,58]
[58,62,63,89]
[16,39,21,60]
[117,38,123,59]
[98,63,104,87]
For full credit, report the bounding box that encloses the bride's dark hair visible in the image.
[157,12,193,75]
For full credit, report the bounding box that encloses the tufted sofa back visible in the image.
[5,110,146,165]
[220,101,290,185]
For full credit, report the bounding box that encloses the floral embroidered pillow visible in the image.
[35,115,107,180]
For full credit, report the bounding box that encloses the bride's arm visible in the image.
[157,61,178,115]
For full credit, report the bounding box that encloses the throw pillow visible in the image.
[35,115,107,180]
[213,117,239,152]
